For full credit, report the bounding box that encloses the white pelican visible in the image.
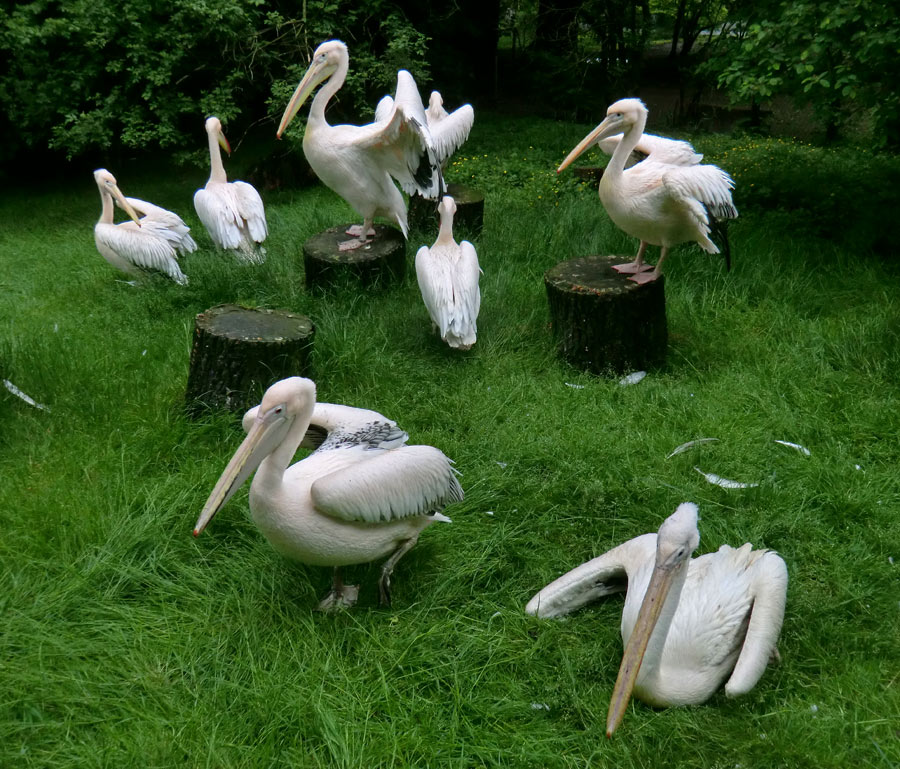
[93,169,194,285]
[377,90,474,168]
[558,99,737,283]
[193,377,463,610]
[194,116,268,263]
[415,196,481,350]
[276,39,443,251]
[526,502,787,736]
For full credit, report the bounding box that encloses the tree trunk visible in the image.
[302,225,406,290]
[544,255,667,375]
[185,304,315,416]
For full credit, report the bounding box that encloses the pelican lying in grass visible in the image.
[193,377,463,610]
[93,169,194,285]
[558,98,737,283]
[277,39,442,251]
[415,195,481,350]
[526,503,787,736]
[194,116,268,263]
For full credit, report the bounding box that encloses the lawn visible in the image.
[1,113,898,768]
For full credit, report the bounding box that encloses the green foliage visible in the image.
[0,0,429,162]
[707,0,900,145]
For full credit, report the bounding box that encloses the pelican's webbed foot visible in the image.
[628,268,662,284]
[612,262,655,275]
[316,568,360,612]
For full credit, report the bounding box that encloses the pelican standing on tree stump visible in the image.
[557,98,737,284]
[194,116,268,263]
[415,195,481,350]
[93,169,194,285]
[193,377,463,610]
[276,39,443,251]
[526,502,788,736]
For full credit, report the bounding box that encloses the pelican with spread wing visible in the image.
[93,169,194,285]
[277,39,443,251]
[377,89,474,168]
[526,503,787,736]
[558,99,737,283]
[193,377,463,610]
[194,116,267,263]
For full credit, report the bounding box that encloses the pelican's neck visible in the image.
[435,209,457,247]
[207,128,227,184]
[309,56,348,128]
[606,112,647,182]
[98,189,114,225]
[637,557,691,683]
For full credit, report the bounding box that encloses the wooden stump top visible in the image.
[303,224,405,265]
[545,254,663,298]
[408,183,484,236]
[197,303,314,342]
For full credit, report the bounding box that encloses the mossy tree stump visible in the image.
[544,255,667,375]
[303,224,405,290]
[408,183,484,237]
[185,304,315,415]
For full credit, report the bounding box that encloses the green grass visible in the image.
[2,113,899,768]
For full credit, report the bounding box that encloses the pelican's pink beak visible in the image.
[277,57,335,139]
[557,113,626,174]
[109,183,142,227]
[218,130,231,156]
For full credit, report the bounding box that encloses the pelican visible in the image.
[193,377,463,610]
[93,169,194,285]
[526,503,788,736]
[194,116,268,263]
[415,196,481,350]
[377,90,474,168]
[558,99,738,283]
[277,39,443,251]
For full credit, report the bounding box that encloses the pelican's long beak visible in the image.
[557,115,625,173]
[193,414,281,536]
[109,184,142,227]
[277,60,332,139]
[218,129,231,156]
[605,560,678,737]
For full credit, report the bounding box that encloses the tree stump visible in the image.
[302,224,405,290]
[544,255,667,375]
[185,304,315,415]
[408,183,484,237]
[573,167,605,185]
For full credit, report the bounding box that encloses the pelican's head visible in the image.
[557,97,649,173]
[277,39,348,138]
[93,168,141,226]
[606,502,700,737]
[438,195,457,219]
[428,91,443,111]
[193,377,317,536]
[205,116,231,155]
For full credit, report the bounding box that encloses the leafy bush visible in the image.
[0,0,429,164]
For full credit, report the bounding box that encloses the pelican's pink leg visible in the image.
[613,241,655,274]
[340,218,376,251]
[629,246,668,284]
[317,567,360,611]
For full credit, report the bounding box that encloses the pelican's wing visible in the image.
[123,197,198,255]
[95,223,189,285]
[444,240,481,348]
[662,164,738,221]
[231,182,268,243]
[597,132,702,168]
[415,245,453,335]
[429,104,474,166]
[359,70,443,199]
[194,188,242,249]
[525,533,657,618]
[724,549,789,697]
[374,94,394,124]
[311,444,463,523]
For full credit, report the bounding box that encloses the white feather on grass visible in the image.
[666,438,720,459]
[694,467,759,489]
[3,379,50,411]
[774,440,810,456]
[618,371,647,386]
